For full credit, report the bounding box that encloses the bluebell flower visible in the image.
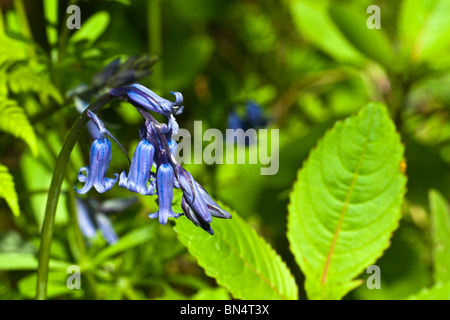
[75,111,119,194]
[245,100,269,128]
[118,138,156,195]
[76,197,119,245]
[174,164,231,235]
[128,84,184,116]
[74,83,232,235]
[149,163,180,225]
[175,164,212,224]
[227,100,269,132]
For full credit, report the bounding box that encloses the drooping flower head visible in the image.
[75,83,232,235]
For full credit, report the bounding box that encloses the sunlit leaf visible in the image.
[0,162,20,217]
[288,102,407,299]
[175,210,298,300]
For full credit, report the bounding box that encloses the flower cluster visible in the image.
[75,84,231,235]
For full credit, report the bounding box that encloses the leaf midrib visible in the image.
[320,112,375,285]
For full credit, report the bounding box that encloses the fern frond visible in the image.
[8,66,63,104]
[0,97,38,155]
[0,162,20,216]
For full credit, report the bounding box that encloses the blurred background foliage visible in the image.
[0,0,449,299]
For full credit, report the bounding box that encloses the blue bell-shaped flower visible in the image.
[119,138,156,195]
[75,111,119,194]
[148,163,180,225]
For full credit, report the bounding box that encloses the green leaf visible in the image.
[0,98,38,155]
[191,287,231,300]
[0,162,20,216]
[174,210,298,300]
[329,3,394,70]
[287,102,407,300]
[428,189,450,283]
[289,0,365,64]
[407,282,450,300]
[69,11,110,44]
[398,0,450,67]
[92,225,156,264]
[18,271,81,299]
[0,252,71,271]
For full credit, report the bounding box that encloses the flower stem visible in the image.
[36,93,116,300]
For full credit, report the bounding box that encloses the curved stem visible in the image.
[36,93,117,300]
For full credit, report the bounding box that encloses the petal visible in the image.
[75,166,94,195]
[196,182,232,219]
[181,197,214,235]
[118,139,155,195]
[175,165,212,223]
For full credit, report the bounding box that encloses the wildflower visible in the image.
[118,138,156,196]
[74,111,119,194]
[76,197,137,245]
[76,197,119,245]
[175,164,232,235]
[148,163,181,225]
[74,83,232,235]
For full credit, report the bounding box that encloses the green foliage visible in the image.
[69,11,111,44]
[175,209,298,300]
[329,4,394,70]
[289,0,365,64]
[0,98,38,156]
[0,163,19,217]
[287,103,407,299]
[7,66,63,104]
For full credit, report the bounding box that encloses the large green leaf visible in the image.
[329,3,394,70]
[174,211,298,300]
[288,102,407,300]
[0,162,20,217]
[428,189,450,283]
[0,98,38,156]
